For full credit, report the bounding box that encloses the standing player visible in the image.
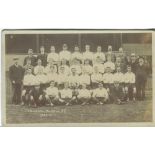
[104,55,115,73]
[47,45,59,65]
[92,82,109,105]
[34,59,45,75]
[91,66,103,89]
[59,82,75,106]
[93,46,106,64]
[9,57,24,105]
[23,49,37,66]
[83,44,93,63]
[77,83,92,105]
[136,57,147,100]
[59,44,71,62]
[37,46,47,67]
[124,65,136,101]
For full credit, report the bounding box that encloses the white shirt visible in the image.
[71,52,83,61]
[91,73,103,83]
[93,63,105,74]
[102,73,114,84]
[59,50,71,61]
[83,51,93,61]
[124,72,135,83]
[93,52,106,63]
[78,89,91,98]
[82,65,93,75]
[113,72,124,83]
[34,65,45,75]
[58,65,70,75]
[60,89,72,98]
[45,87,59,97]
[103,61,115,72]
[93,88,108,99]
[68,74,80,86]
[23,74,38,86]
[57,74,69,84]
[35,74,48,84]
[46,73,58,83]
[79,74,91,85]
[44,65,57,74]
[47,52,59,62]
[70,65,82,75]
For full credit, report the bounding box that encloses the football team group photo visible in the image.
[3,30,152,125]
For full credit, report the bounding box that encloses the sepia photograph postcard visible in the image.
[1,29,155,126]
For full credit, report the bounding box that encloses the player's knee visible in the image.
[124,87,128,92]
[30,96,34,101]
[22,89,26,96]
[39,95,43,100]
[133,87,136,94]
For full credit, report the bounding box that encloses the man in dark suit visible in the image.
[9,57,24,104]
[23,49,37,66]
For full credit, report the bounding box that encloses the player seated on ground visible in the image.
[59,44,71,62]
[92,82,109,105]
[59,82,75,106]
[37,46,47,67]
[82,59,93,75]
[70,58,82,75]
[93,57,105,74]
[23,49,37,66]
[57,66,69,89]
[47,45,59,65]
[58,58,70,76]
[77,83,92,106]
[124,65,136,102]
[71,45,83,64]
[34,59,45,75]
[79,68,91,89]
[110,80,125,104]
[93,46,106,64]
[102,66,114,92]
[104,54,115,72]
[22,68,39,107]
[91,66,103,89]
[23,58,34,75]
[83,44,93,63]
[39,81,59,106]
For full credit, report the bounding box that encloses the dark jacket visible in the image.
[23,56,37,66]
[9,65,24,83]
[136,64,147,82]
[37,53,47,67]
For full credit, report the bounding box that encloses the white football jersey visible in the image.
[83,51,93,61]
[71,52,83,61]
[91,73,103,83]
[92,88,108,99]
[93,63,105,74]
[113,72,125,83]
[59,50,71,61]
[78,89,91,98]
[60,89,72,98]
[34,65,45,75]
[93,52,106,63]
[47,52,59,63]
[124,72,135,83]
[70,65,82,75]
[102,73,114,84]
[23,74,38,86]
[45,87,59,97]
[79,74,91,85]
[103,61,115,72]
[82,65,93,75]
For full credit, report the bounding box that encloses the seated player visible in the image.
[59,82,75,106]
[110,80,125,104]
[71,45,83,63]
[59,44,71,62]
[70,58,82,75]
[93,46,106,64]
[104,54,115,72]
[44,61,57,75]
[91,66,103,89]
[57,66,69,89]
[34,59,45,75]
[58,58,70,76]
[79,68,91,88]
[39,81,59,106]
[102,66,114,91]
[77,83,92,105]
[93,57,105,74]
[23,58,34,74]
[47,45,59,65]
[124,65,136,101]
[92,82,109,105]
[22,68,39,107]
[83,44,93,63]
[37,46,47,67]
[82,59,93,75]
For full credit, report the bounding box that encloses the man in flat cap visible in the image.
[9,57,24,104]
